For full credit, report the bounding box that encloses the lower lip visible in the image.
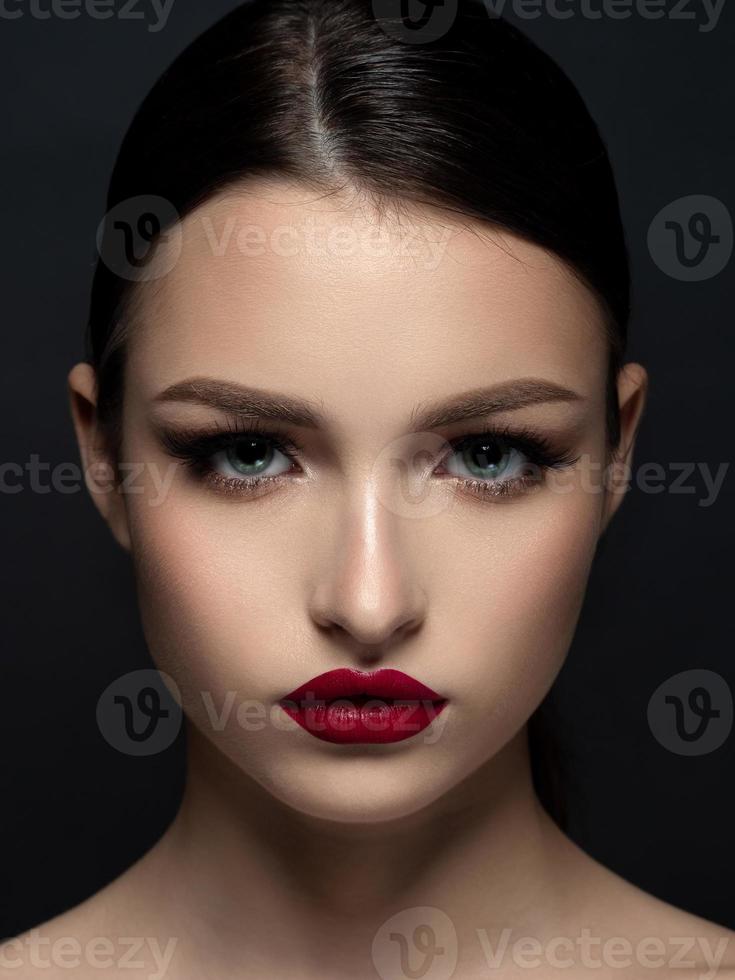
[279,696,448,744]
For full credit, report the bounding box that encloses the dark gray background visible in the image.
[1,0,733,938]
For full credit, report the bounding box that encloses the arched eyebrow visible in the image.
[152,377,327,428]
[152,376,583,431]
[408,378,583,430]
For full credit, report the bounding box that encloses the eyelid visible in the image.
[158,419,580,501]
[157,416,569,460]
[440,423,578,469]
[157,421,303,465]
[436,427,580,503]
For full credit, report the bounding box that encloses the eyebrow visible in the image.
[152,378,329,428]
[408,378,583,430]
[152,376,583,431]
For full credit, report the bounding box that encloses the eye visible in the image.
[435,427,579,500]
[442,435,529,483]
[159,421,578,502]
[211,434,294,480]
[158,424,302,496]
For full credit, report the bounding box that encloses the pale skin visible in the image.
[7,180,734,978]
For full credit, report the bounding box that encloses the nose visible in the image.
[308,484,428,658]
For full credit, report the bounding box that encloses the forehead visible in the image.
[126,180,608,409]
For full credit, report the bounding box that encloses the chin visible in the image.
[248,754,462,824]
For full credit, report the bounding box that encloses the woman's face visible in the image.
[90,180,639,823]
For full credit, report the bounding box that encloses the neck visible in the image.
[135,723,580,977]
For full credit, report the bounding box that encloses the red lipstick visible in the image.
[279,668,448,744]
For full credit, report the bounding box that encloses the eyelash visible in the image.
[160,418,302,498]
[159,418,580,502]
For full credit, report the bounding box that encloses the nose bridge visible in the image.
[308,471,427,651]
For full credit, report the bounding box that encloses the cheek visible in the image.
[439,486,602,747]
[124,487,298,720]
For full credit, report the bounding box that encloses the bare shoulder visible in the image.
[622,885,735,978]
[2,892,111,980]
[571,840,735,978]
[1,860,180,979]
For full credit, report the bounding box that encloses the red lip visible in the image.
[279,668,448,744]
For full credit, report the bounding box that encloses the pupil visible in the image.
[467,438,506,475]
[229,437,271,473]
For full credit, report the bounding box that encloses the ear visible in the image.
[67,362,131,552]
[600,361,648,535]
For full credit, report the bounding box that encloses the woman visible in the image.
[8,0,733,976]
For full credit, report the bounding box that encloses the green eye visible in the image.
[216,435,293,480]
[460,438,517,480]
[224,437,276,476]
[447,436,525,483]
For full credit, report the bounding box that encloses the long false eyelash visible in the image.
[441,422,581,500]
[445,422,580,471]
[159,418,580,498]
[159,418,302,477]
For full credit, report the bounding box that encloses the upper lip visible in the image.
[280,667,445,703]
